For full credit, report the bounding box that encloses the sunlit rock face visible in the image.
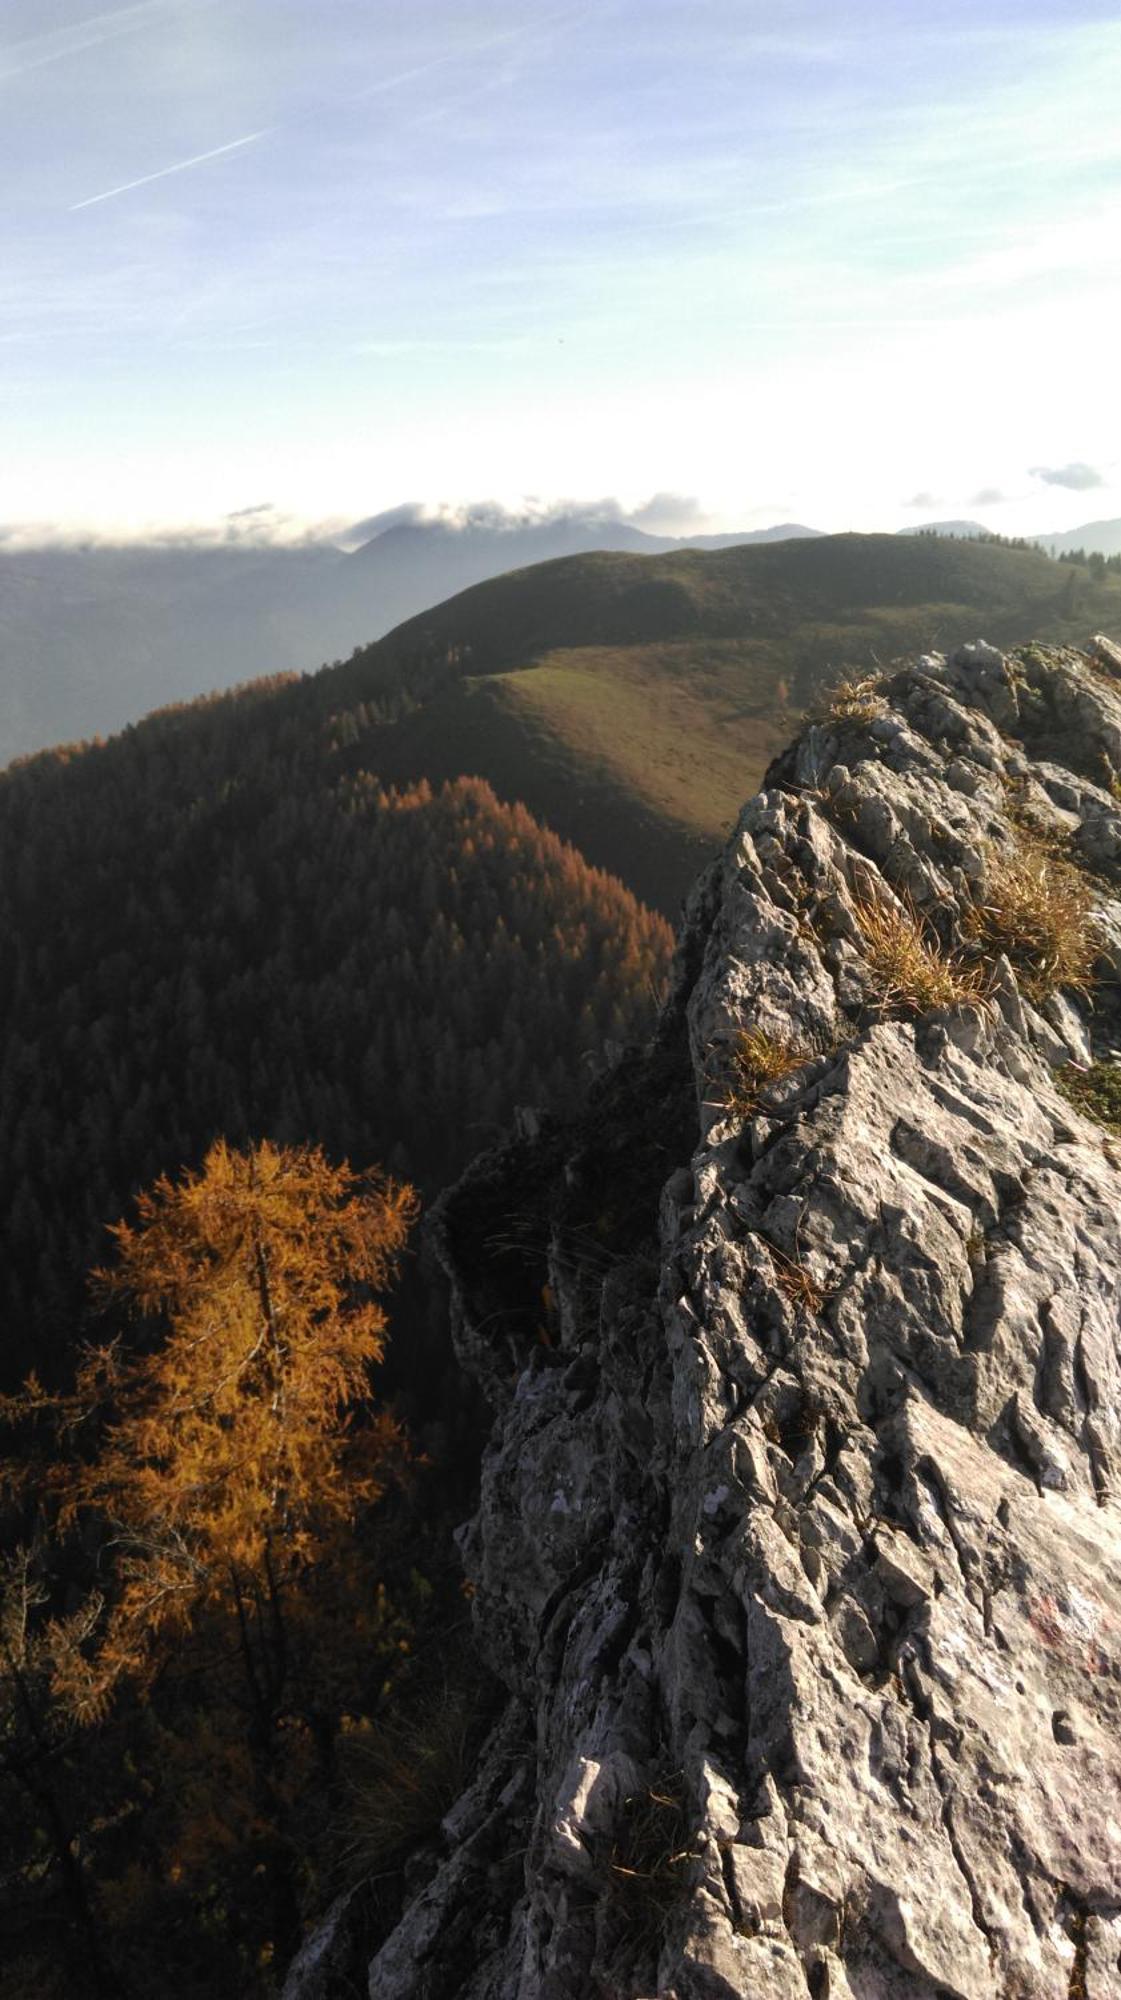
[358,639,1121,1998]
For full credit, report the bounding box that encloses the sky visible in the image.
[2,0,1120,542]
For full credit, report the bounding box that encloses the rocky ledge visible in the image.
[363,639,1121,1997]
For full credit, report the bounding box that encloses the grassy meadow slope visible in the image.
[328,532,1121,910]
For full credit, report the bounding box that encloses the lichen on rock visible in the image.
[348,641,1121,1998]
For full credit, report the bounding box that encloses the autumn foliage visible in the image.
[1,1141,423,1995]
[51,1141,415,1707]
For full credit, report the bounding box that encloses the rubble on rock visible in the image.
[337,642,1121,1996]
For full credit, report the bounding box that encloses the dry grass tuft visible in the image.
[722,1026,811,1117]
[607,1776,697,1945]
[852,891,987,1014]
[964,833,1098,998]
[824,674,888,724]
[595,1774,700,1987]
[767,1243,829,1314]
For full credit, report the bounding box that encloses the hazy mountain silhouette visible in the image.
[900,516,1121,558]
[1036,517,1121,558]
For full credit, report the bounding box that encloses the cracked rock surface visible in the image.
[360,640,1121,1998]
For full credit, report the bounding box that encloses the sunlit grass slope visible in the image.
[331,533,1121,911]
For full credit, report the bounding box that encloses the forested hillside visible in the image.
[0,651,671,1996]
[0,675,670,1395]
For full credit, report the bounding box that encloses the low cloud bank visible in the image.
[0,493,721,556]
[0,504,340,555]
[337,493,716,549]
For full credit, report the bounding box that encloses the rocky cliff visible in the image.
[310,640,1121,1998]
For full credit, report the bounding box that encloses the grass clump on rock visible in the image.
[965,832,1098,998]
[722,1027,811,1117]
[596,1774,700,1988]
[767,1242,830,1315]
[852,892,987,1015]
[606,1776,697,1951]
[818,673,887,725]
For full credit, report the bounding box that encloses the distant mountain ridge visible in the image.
[1035,517,1121,558]
[0,513,820,764]
[901,516,1121,557]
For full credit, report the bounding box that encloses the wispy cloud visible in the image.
[70,129,269,211]
[308,6,600,126]
[0,0,202,83]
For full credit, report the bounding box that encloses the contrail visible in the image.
[65,1,595,213]
[1,1,206,83]
[334,6,604,113]
[70,130,269,211]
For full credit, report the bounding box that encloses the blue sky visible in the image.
[2,0,1120,539]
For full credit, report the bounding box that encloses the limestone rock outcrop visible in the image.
[368,640,1121,1997]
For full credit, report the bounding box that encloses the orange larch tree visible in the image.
[39,1139,419,1974]
[53,1140,417,1728]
